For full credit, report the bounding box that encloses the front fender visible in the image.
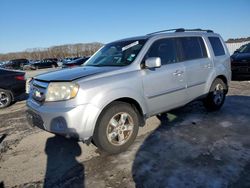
[82,88,148,139]
[90,87,148,115]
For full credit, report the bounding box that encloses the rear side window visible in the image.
[208,37,225,56]
[180,37,208,61]
[146,38,178,65]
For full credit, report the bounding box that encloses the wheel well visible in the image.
[113,97,145,126]
[217,75,228,86]
[216,75,228,93]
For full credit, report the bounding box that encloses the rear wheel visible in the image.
[0,89,12,109]
[93,102,139,154]
[203,78,227,111]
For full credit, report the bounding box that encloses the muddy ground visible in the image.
[0,78,250,188]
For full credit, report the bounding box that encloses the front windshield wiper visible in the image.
[85,64,127,67]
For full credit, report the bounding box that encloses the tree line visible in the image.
[226,37,250,43]
[0,42,103,61]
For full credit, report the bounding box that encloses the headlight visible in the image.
[46,82,79,102]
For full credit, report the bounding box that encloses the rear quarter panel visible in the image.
[203,35,231,94]
[0,71,26,98]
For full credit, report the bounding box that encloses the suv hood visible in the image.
[34,66,120,82]
[231,53,250,61]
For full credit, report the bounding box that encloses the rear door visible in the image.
[142,38,187,115]
[179,37,212,101]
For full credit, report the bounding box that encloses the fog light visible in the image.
[51,117,67,132]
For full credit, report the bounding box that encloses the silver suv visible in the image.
[27,28,231,154]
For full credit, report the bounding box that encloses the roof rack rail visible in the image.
[147,28,184,35]
[183,28,214,33]
[147,28,213,35]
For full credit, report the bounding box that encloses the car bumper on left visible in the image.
[26,99,101,141]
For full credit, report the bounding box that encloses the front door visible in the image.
[142,38,187,115]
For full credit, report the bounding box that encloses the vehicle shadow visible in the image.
[132,95,250,188]
[44,135,85,188]
[0,182,4,188]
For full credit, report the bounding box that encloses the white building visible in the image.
[226,41,250,55]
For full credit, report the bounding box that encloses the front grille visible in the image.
[30,80,49,104]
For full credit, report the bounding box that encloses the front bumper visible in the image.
[26,99,101,141]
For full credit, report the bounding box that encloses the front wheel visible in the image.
[93,102,139,154]
[203,78,227,111]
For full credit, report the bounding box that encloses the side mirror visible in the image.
[234,50,239,54]
[145,57,161,68]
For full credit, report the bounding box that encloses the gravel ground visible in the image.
[0,70,250,188]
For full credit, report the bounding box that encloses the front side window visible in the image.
[208,37,225,56]
[145,38,178,65]
[85,39,147,67]
[180,37,208,61]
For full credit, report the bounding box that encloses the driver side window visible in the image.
[146,38,178,65]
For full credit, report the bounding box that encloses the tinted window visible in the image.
[208,37,225,56]
[239,44,250,53]
[180,37,208,61]
[146,38,178,65]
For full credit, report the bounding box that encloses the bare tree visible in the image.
[0,42,103,61]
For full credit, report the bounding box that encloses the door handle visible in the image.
[172,70,184,76]
[204,64,212,68]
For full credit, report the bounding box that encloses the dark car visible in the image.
[29,58,58,70]
[62,57,90,68]
[62,57,80,63]
[0,68,26,108]
[231,43,250,78]
[4,59,29,70]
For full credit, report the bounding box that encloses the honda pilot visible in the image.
[27,28,231,154]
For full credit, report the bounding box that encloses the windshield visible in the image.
[85,39,147,67]
[239,44,250,53]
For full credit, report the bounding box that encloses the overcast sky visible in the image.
[0,0,250,53]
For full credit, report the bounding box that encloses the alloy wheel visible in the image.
[106,112,134,146]
[0,92,10,108]
[213,83,224,105]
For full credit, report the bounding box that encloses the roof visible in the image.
[111,28,219,43]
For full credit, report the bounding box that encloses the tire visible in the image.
[93,101,139,154]
[35,66,38,70]
[203,78,227,111]
[0,89,12,109]
[52,64,56,68]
